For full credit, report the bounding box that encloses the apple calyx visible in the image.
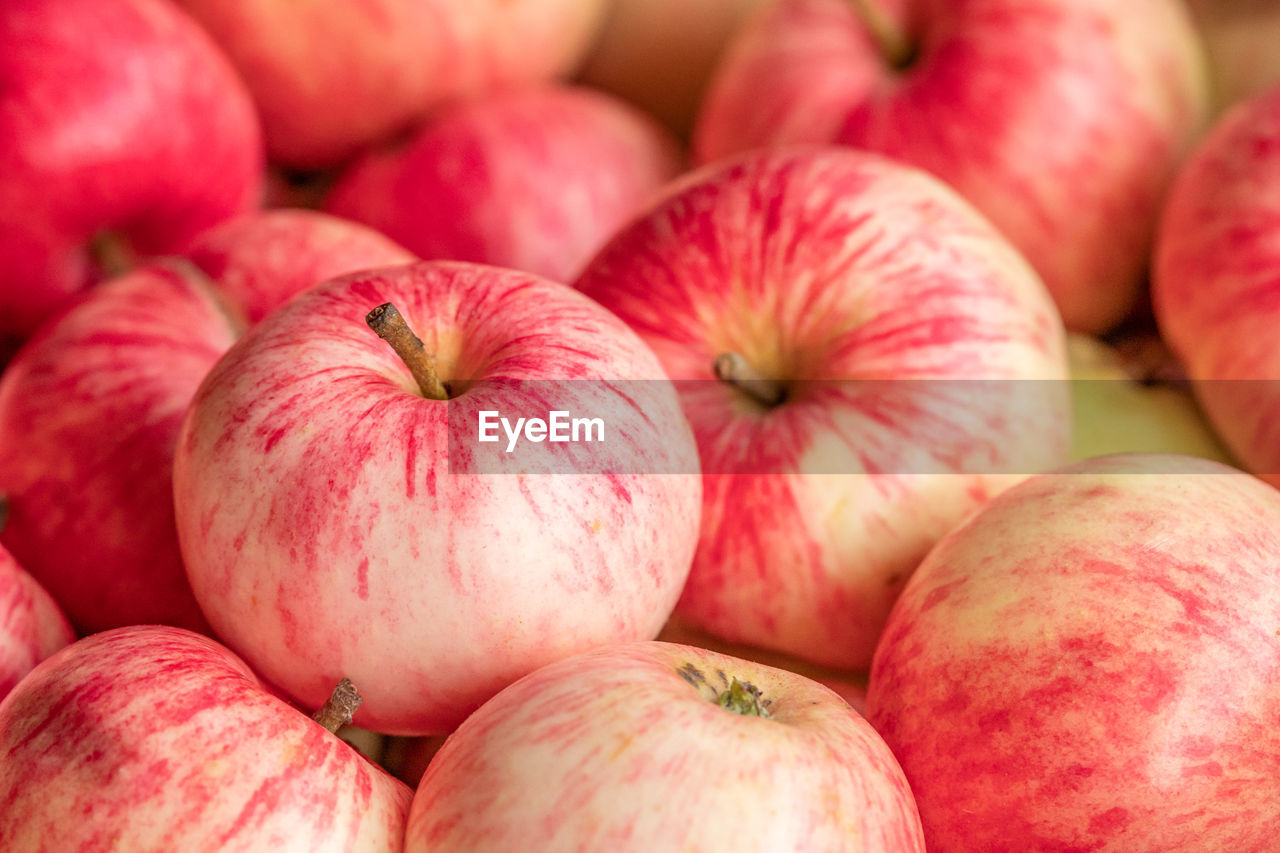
[715,678,772,718]
[677,662,773,718]
[311,677,363,734]
[847,0,916,70]
[714,352,787,408]
[366,302,450,400]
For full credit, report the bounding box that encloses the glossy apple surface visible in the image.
[173,261,702,734]
[694,0,1208,332]
[325,85,682,284]
[575,146,1069,671]
[406,641,924,850]
[0,0,263,340]
[0,624,411,850]
[867,453,1280,851]
[1154,85,1280,488]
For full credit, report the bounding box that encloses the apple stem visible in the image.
[0,495,8,534]
[847,0,914,69]
[312,678,362,734]
[366,303,450,401]
[714,352,786,407]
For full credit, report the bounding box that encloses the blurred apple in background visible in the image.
[406,641,924,851]
[1182,0,1280,115]
[0,537,74,700]
[1154,84,1280,488]
[173,261,702,735]
[0,625,411,850]
[184,208,415,324]
[172,0,609,170]
[576,146,1069,673]
[325,85,683,284]
[0,213,415,634]
[867,453,1280,851]
[574,0,768,139]
[693,0,1208,333]
[0,0,263,345]
[1067,332,1233,464]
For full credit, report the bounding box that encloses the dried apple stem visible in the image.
[312,678,362,733]
[0,495,8,533]
[714,352,786,407]
[848,0,914,69]
[366,303,449,400]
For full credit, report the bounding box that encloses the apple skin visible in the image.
[405,640,924,851]
[0,0,263,340]
[0,624,411,850]
[324,85,683,284]
[183,208,416,324]
[0,262,237,634]
[172,260,702,735]
[574,146,1069,672]
[866,453,1280,851]
[693,0,1209,333]
[0,542,74,700]
[1066,333,1233,465]
[574,0,769,138]
[0,215,415,635]
[172,0,608,170]
[1153,85,1280,489]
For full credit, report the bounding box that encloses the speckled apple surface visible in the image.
[867,453,1280,851]
[407,641,924,851]
[0,542,73,700]
[173,261,702,735]
[694,0,1208,332]
[0,625,411,851]
[575,146,1069,671]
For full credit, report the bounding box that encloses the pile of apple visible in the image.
[3,0,1280,849]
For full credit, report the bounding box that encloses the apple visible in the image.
[0,0,263,341]
[324,85,684,284]
[866,452,1280,850]
[0,213,415,634]
[574,0,769,138]
[1153,84,1280,489]
[0,624,411,849]
[183,208,416,324]
[405,640,924,850]
[171,260,702,735]
[692,0,1209,333]
[574,146,1070,672]
[171,0,609,170]
[1067,332,1233,464]
[1182,0,1280,115]
[0,534,74,701]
